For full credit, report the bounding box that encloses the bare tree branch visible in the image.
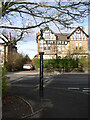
[0,1,89,42]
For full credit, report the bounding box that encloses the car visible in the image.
[23,64,34,70]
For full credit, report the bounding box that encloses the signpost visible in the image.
[39,29,44,99]
[39,52,44,98]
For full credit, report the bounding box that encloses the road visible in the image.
[6,71,89,118]
[46,73,89,94]
[7,70,50,88]
[7,71,89,94]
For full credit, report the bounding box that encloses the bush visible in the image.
[33,58,79,72]
[2,67,9,96]
[33,58,40,69]
[88,55,90,69]
[79,57,88,71]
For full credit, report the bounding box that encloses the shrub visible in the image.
[88,55,90,69]
[79,57,88,71]
[2,67,9,96]
[33,58,79,72]
[34,58,40,69]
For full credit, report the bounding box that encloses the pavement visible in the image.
[6,70,89,119]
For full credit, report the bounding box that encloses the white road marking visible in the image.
[25,76,39,78]
[11,84,35,87]
[68,88,80,90]
[9,78,24,84]
[67,87,90,94]
[82,90,90,92]
[14,72,39,75]
[83,88,90,89]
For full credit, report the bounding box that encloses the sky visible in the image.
[0,1,89,59]
[17,16,88,59]
[17,33,38,59]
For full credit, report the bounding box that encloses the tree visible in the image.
[5,52,26,71]
[24,54,31,63]
[0,1,89,42]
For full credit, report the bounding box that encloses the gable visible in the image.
[67,27,89,40]
[43,27,57,40]
[70,29,87,41]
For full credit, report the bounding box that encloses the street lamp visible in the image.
[39,29,44,99]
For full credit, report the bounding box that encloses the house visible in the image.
[36,26,89,59]
[0,32,17,64]
[67,27,88,59]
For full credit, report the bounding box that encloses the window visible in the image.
[79,42,82,49]
[65,41,67,44]
[48,44,50,50]
[65,45,67,51]
[48,46,50,50]
[44,45,47,50]
[58,46,61,52]
[76,42,78,49]
[45,34,49,39]
[44,47,46,50]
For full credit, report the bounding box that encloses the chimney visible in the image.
[8,32,11,41]
[82,27,85,32]
[38,32,40,35]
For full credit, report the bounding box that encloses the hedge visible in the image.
[34,58,79,71]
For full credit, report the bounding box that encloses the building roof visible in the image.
[36,26,89,42]
[56,33,70,41]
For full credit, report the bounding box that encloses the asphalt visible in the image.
[40,87,88,118]
[9,80,89,119]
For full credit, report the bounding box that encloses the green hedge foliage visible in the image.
[34,58,79,71]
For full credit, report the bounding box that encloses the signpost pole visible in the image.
[39,29,44,99]
[39,52,44,99]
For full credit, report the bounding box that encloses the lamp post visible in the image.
[39,29,44,99]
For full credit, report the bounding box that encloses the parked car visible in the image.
[23,64,34,70]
